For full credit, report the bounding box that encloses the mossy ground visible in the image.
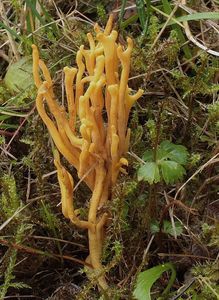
[0,1,218,299]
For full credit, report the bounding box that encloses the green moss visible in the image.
[172,54,219,98]
[0,174,21,219]
[208,101,219,121]
[0,224,31,299]
[97,4,107,24]
[148,16,159,43]
[39,200,60,232]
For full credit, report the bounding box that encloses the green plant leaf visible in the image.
[136,0,146,29]
[163,220,183,237]
[168,12,219,25]
[118,0,128,28]
[4,57,33,93]
[150,220,183,237]
[133,263,176,300]
[0,107,28,118]
[140,141,188,185]
[150,219,160,234]
[25,0,45,25]
[0,22,21,40]
[159,140,188,165]
[0,123,18,130]
[142,149,154,161]
[137,162,160,185]
[160,160,186,184]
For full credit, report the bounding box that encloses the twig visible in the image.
[30,235,86,248]
[151,0,182,50]
[181,0,219,57]
[0,238,92,268]
[0,145,17,160]
[0,2,20,61]
[0,50,9,62]
[158,252,214,260]
[170,278,196,300]
[175,153,219,200]
[4,105,36,152]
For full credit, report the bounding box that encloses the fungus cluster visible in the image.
[32,16,143,289]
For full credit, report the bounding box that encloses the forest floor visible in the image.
[0,1,219,299]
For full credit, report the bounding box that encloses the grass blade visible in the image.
[0,22,21,40]
[136,0,146,29]
[119,0,128,29]
[168,12,219,24]
[24,0,45,25]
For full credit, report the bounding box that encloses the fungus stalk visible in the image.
[32,15,143,290]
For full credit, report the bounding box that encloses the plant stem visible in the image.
[153,102,164,161]
[183,94,193,146]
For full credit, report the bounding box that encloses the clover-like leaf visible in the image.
[137,162,160,185]
[160,160,186,184]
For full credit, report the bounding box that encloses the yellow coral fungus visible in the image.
[32,16,143,290]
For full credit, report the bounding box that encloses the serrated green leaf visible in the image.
[160,160,186,184]
[143,141,188,165]
[159,140,175,152]
[140,141,188,185]
[133,263,176,300]
[142,149,154,161]
[150,219,160,234]
[137,162,160,185]
[167,146,188,165]
[159,141,188,165]
[163,220,183,237]
[150,220,183,237]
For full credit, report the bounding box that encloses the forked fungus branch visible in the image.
[32,16,143,290]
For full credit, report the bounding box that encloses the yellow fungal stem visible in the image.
[32,44,42,88]
[39,59,53,89]
[104,14,114,35]
[32,14,143,290]
[36,89,79,170]
[108,84,119,131]
[97,31,118,85]
[42,82,83,149]
[54,152,93,230]
[88,162,106,224]
[75,49,85,111]
[78,140,90,178]
[117,38,133,155]
[64,66,77,131]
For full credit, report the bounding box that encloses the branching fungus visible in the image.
[32,16,143,290]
